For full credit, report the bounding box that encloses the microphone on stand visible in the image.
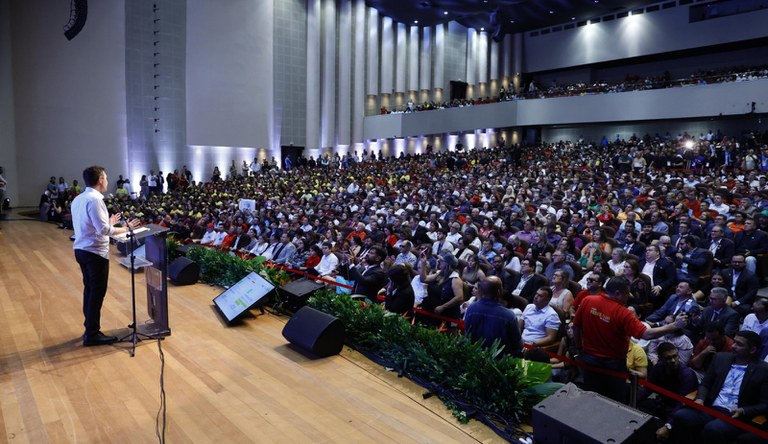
[105,193,125,226]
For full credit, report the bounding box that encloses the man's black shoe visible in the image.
[83,332,118,347]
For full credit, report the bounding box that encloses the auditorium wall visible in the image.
[8,0,127,206]
[0,0,16,206]
[523,4,768,72]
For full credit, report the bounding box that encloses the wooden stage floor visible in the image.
[0,215,499,443]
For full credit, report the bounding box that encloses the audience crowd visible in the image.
[379,63,768,114]
[43,125,768,441]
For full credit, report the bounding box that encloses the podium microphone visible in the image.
[105,193,125,224]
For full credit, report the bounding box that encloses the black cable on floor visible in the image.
[155,339,167,444]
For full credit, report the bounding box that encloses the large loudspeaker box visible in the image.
[282,306,345,358]
[168,257,200,286]
[532,383,654,444]
[279,278,324,313]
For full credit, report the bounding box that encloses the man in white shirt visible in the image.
[445,222,463,247]
[199,224,217,245]
[211,224,227,247]
[520,287,561,349]
[709,195,730,216]
[72,165,140,346]
[313,242,339,277]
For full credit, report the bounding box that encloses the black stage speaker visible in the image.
[282,306,345,358]
[168,257,200,285]
[532,383,654,444]
[279,278,324,313]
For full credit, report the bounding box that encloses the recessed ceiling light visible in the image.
[510,20,515,23]
[443,11,448,15]
[571,17,575,20]
[480,27,485,31]
[414,20,418,24]
[549,10,554,14]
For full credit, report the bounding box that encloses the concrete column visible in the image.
[321,0,336,149]
[352,0,365,142]
[366,7,379,96]
[305,0,321,149]
[337,0,352,145]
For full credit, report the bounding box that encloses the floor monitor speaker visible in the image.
[168,257,200,286]
[282,306,344,358]
[279,278,324,313]
[532,383,654,444]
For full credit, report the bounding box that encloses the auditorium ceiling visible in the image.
[367,0,674,36]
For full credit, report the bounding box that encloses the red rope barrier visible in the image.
[184,245,765,438]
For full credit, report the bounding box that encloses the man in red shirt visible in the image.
[572,276,687,402]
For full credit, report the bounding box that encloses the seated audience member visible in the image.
[271,232,297,265]
[692,272,729,304]
[211,224,227,247]
[669,331,768,444]
[724,255,761,317]
[220,226,237,248]
[673,235,709,285]
[699,224,735,270]
[689,322,735,381]
[393,240,418,268]
[419,252,464,320]
[607,248,628,276]
[544,250,575,282]
[461,254,486,288]
[383,263,415,316]
[578,260,612,289]
[639,244,678,307]
[691,287,739,340]
[485,254,515,299]
[622,259,650,307]
[733,217,768,275]
[627,339,649,379]
[639,221,659,246]
[307,242,339,278]
[509,259,547,305]
[199,223,217,245]
[639,342,699,443]
[571,272,606,316]
[549,270,574,315]
[338,245,387,302]
[519,287,561,349]
[741,298,768,360]
[464,276,523,357]
[550,323,582,383]
[647,326,695,367]
[646,281,701,329]
[621,231,646,257]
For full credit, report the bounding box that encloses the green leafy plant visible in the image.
[307,289,558,429]
[166,235,183,263]
[185,246,290,288]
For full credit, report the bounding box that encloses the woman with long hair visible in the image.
[419,252,465,320]
[550,270,574,314]
[623,259,649,306]
[385,263,415,316]
[461,254,486,289]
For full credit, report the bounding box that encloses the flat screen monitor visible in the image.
[213,271,275,323]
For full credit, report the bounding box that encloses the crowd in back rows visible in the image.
[41,130,768,316]
[379,63,768,113]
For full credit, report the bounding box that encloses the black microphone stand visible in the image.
[113,199,156,357]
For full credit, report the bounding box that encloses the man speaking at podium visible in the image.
[72,166,140,347]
